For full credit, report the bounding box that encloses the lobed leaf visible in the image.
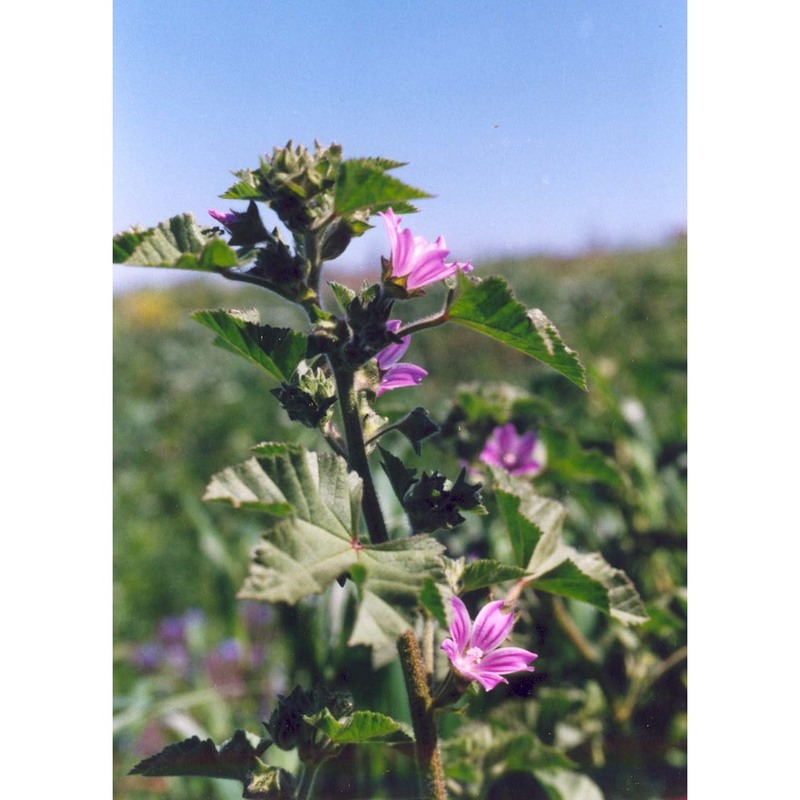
[533,551,649,626]
[494,472,647,624]
[460,559,529,593]
[206,445,446,660]
[447,273,587,390]
[113,213,240,271]
[305,708,414,745]
[192,309,307,382]
[494,470,568,571]
[334,158,431,216]
[128,730,294,799]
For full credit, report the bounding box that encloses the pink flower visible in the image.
[375,320,428,396]
[479,423,544,477]
[441,596,537,691]
[208,209,239,227]
[379,208,473,292]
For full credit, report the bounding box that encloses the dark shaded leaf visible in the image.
[191,309,307,382]
[129,729,273,785]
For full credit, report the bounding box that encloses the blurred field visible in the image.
[113,235,686,799]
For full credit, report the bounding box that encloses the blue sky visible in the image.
[114,0,686,290]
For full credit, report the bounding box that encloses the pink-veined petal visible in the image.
[376,321,408,369]
[448,596,472,651]
[468,669,509,691]
[478,646,538,675]
[406,258,458,291]
[470,600,515,652]
[379,209,401,259]
[440,637,459,663]
[376,363,428,396]
[376,336,410,370]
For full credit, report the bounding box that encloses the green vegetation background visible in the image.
[113,236,686,799]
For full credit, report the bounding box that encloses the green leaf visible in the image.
[539,427,625,488]
[534,767,605,800]
[206,445,446,661]
[191,309,307,382]
[328,281,357,315]
[113,213,240,272]
[494,470,568,571]
[460,559,529,593]
[128,730,293,798]
[532,552,649,626]
[494,472,647,624]
[447,273,587,390]
[220,171,265,201]
[419,576,449,628]
[305,708,414,745]
[334,158,431,216]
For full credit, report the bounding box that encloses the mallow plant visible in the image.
[114,141,647,800]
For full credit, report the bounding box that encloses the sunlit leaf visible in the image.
[205,444,446,660]
[113,213,240,272]
[534,767,604,800]
[334,158,431,216]
[448,273,587,390]
[494,471,646,624]
[305,708,414,745]
[460,559,529,593]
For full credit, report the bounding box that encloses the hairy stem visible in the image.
[398,631,448,800]
[332,367,389,544]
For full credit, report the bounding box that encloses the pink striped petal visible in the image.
[471,600,515,652]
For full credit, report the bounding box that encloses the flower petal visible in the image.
[448,596,472,651]
[440,637,460,663]
[478,646,538,675]
[470,600,515,652]
[376,363,428,396]
[463,668,509,691]
[376,335,410,370]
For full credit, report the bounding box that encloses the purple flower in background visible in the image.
[206,638,245,695]
[441,596,537,691]
[131,643,163,673]
[375,320,428,396]
[479,423,544,477]
[379,208,473,292]
[157,609,205,646]
[158,615,187,646]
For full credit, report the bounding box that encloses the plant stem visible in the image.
[551,596,601,664]
[332,366,389,544]
[296,762,322,800]
[397,630,448,800]
[325,315,445,796]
